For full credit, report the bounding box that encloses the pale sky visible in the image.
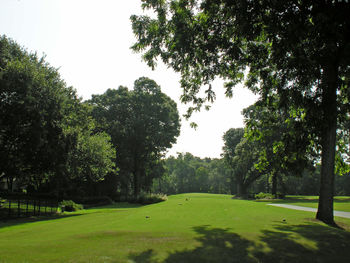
[0,0,258,158]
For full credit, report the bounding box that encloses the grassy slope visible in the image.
[0,193,349,263]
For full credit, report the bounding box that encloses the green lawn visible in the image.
[0,193,350,263]
[265,195,350,212]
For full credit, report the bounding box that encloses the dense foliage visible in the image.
[88,77,180,198]
[0,36,181,204]
[131,0,350,224]
[0,36,116,198]
[157,152,350,197]
[153,153,232,195]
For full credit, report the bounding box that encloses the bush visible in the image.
[72,196,114,208]
[59,200,83,212]
[131,193,168,205]
[255,192,275,200]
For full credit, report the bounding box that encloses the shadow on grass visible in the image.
[86,202,142,210]
[129,223,350,263]
[0,213,85,228]
[253,223,350,263]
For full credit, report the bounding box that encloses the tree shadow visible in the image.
[85,202,142,210]
[0,213,85,228]
[129,225,256,263]
[129,249,156,263]
[253,223,350,263]
[164,226,255,263]
[128,223,350,263]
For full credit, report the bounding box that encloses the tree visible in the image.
[0,35,80,192]
[131,0,350,224]
[223,129,261,197]
[222,128,244,194]
[158,153,231,195]
[89,77,180,198]
[243,97,315,197]
[66,131,116,196]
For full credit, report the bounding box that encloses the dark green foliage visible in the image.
[155,153,232,195]
[88,77,180,198]
[223,128,262,197]
[130,193,168,205]
[71,196,114,208]
[0,35,116,198]
[131,0,350,224]
[243,97,316,197]
[59,200,83,212]
[335,173,350,196]
[255,192,275,200]
[0,35,80,191]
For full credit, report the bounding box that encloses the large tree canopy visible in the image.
[0,36,116,197]
[89,77,180,197]
[0,35,79,189]
[131,0,350,224]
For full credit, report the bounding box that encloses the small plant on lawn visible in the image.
[59,200,83,212]
[73,196,114,208]
[133,193,168,204]
[255,192,275,200]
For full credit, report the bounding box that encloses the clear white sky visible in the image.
[0,0,258,158]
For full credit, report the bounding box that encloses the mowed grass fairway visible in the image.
[1,194,350,263]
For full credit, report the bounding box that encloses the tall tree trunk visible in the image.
[316,63,338,225]
[229,171,234,195]
[7,176,13,192]
[271,173,277,198]
[133,171,140,199]
[266,174,270,193]
[236,177,247,197]
[158,177,162,193]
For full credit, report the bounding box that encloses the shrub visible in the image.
[131,193,168,205]
[72,196,114,208]
[276,192,285,199]
[255,192,275,200]
[59,200,83,212]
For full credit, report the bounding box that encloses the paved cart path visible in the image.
[268,203,350,219]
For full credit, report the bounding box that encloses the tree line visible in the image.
[152,123,349,198]
[0,35,180,201]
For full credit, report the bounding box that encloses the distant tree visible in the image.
[89,77,180,198]
[230,137,261,197]
[131,0,350,224]
[243,97,315,197]
[159,153,231,195]
[196,166,209,192]
[222,128,245,195]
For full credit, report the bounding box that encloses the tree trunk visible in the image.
[271,173,277,198]
[133,171,140,199]
[316,63,338,225]
[236,179,247,197]
[7,176,13,192]
[229,171,235,195]
[266,174,270,193]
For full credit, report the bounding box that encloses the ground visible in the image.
[0,193,349,262]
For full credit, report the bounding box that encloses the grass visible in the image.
[263,195,350,212]
[0,193,349,262]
